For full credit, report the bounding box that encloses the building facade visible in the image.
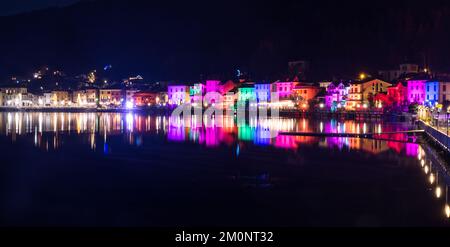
[100,88,123,106]
[387,82,408,107]
[425,81,439,106]
[271,82,295,100]
[255,83,271,103]
[292,84,320,104]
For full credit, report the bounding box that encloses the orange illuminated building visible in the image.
[292,84,320,104]
[133,92,159,106]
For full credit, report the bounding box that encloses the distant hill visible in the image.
[0,0,450,82]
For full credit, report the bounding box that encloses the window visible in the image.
[444,95,447,101]
[427,86,430,91]
[444,85,447,92]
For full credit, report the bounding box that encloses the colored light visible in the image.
[435,186,442,198]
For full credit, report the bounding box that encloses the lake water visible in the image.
[0,112,449,226]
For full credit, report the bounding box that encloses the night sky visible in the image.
[0,0,78,16]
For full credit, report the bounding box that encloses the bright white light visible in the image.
[126,101,134,109]
[429,173,435,185]
[319,103,324,108]
[445,204,450,218]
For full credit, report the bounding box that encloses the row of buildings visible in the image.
[2,73,450,112]
[0,86,168,108]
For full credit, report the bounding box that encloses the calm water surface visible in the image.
[0,112,449,226]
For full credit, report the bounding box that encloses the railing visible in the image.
[419,120,450,152]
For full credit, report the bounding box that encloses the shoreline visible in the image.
[0,107,414,121]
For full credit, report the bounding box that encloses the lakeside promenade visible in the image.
[419,120,450,152]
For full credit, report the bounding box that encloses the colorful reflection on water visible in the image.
[0,112,419,156]
[0,112,449,225]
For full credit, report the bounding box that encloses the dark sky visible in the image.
[0,0,78,16]
[0,0,449,82]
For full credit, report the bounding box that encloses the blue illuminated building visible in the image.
[255,83,271,103]
[426,81,439,106]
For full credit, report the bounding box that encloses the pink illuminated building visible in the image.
[205,80,221,93]
[407,80,426,104]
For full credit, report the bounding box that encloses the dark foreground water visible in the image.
[0,112,449,227]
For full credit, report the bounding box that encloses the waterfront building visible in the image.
[168,85,190,105]
[255,83,271,103]
[347,79,391,109]
[292,84,320,107]
[125,89,139,105]
[387,82,408,107]
[0,86,32,107]
[189,83,205,105]
[238,83,256,103]
[133,91,160,106]
[51,90,71,106]
[220,80,237,95]
[43,92,53,106]
[205,80,221,93]
[223,88,238,111]
[205,80,222,105]
[271,81,296,100]
[425,81,439,106]
[73,87,98,106]
[99,88,123,106]
[439,81,450,104]
[407,80,427,104]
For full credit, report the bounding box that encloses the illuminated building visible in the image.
[125,89,139,104]
[292,84,320,106]
[325,82,348,108]
[347,79,392,109]
[51,90,71,106]
[271,81,296,100]
[133,91,159,106]
[73,87,98,106]
[238,83,256,103]
[168,85,190,105]
[189,83,205,104]
[319,81,333,89]
[425,81,439,106]
[438,81,450,104]
[205,80,221,105]
[407,79,427,104]
[255,83,271,103]
[387,82,408,107]
[99,88,123,106]
[0,86,33,107]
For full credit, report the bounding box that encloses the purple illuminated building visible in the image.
[325,82,348,108]
[407,80,426,104]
